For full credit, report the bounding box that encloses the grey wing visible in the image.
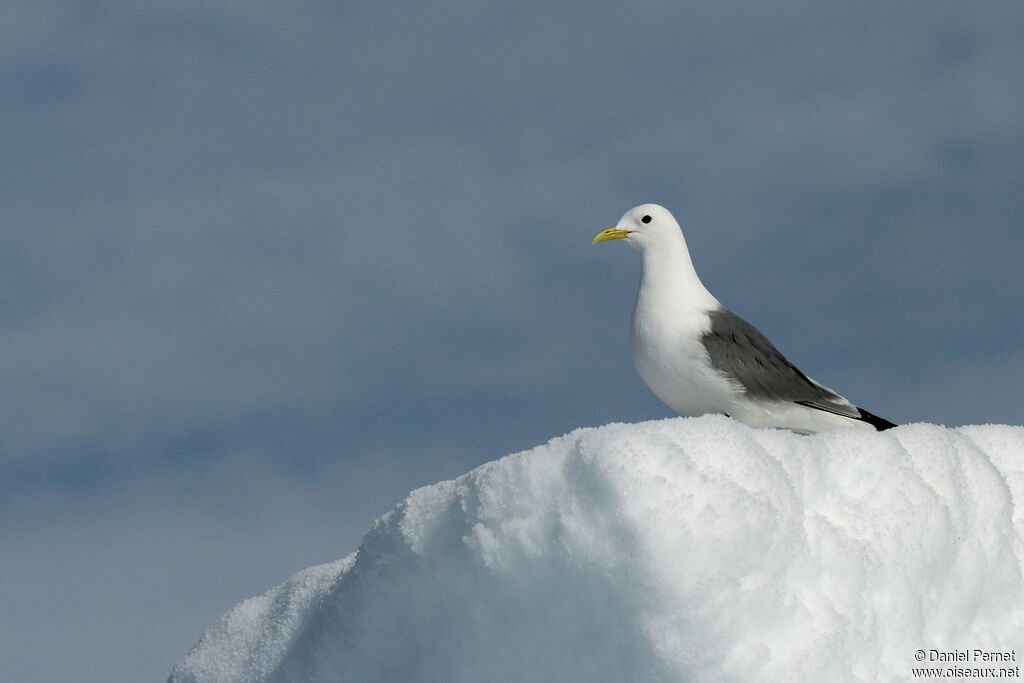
[701,308,860,419]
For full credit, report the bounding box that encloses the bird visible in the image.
[592,203,896,433]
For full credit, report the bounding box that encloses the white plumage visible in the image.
[593,204,895,433]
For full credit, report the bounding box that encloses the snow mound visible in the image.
[170,417,1024,683]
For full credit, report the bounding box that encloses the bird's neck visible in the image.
[637,237,716,315]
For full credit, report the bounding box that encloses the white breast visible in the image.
[630,299,738,418]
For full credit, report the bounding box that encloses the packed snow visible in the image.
[170,417,1024,682]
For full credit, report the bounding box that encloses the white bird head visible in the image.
[591,204,683,252]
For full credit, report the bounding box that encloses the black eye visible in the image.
[641,215,652,224]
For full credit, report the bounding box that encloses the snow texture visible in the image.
[169,417,1024,682]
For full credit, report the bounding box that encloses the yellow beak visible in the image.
[592,226,631,244]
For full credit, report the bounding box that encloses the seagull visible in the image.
[593,203,896,433]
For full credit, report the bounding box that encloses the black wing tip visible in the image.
[857,408,898,431]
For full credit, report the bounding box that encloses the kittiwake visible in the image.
[593,203,896,433]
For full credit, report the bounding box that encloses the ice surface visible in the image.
[169,417,1024,682]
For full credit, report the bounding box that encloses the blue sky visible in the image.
[2,2,1023,681]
